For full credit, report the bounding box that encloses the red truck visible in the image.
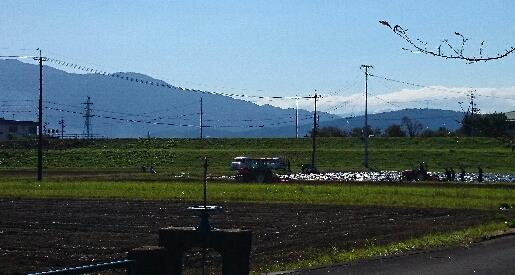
[230,156,289,182]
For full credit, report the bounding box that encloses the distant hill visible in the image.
[321,108,464,132]
[237,108,465,137]
[0,59,335,138]
[0,60,466,138]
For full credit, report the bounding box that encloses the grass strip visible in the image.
[0,180,513,210]
[2,137,514,174]
[262,222,511,274]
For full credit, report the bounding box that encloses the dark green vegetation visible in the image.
[458,113,515,138]
[314,113,514,138]
[1,137,514,177]
[1,180,514,210]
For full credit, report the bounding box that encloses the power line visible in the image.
[0,99,37,103]
[45,99,304,124]
[46,106,198,127]
[0,47,37,51]
[1,50,48,181]
[369,73,467,94]
[368,92,402,109]
[46,98,320,125]
[370,74,466,107]
[45,100,200,121]
[0,110,34,113]
[45,106,267,128]
[45,57,319,100]
[44,50,290,98]
[368,73,515,101]
[41,98,468,127]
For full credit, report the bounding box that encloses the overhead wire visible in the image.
[369,73,515,101]
[43,50,293,98]
[6,53,504,132]
[44,100,308,124]
[45,57,319,100]
[44,106,269,128]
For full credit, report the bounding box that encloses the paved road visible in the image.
[282,234,515,275]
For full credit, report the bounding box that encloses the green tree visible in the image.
[420,128,435,137]
[421,127,453,137]
[384,124,406,137]
[349,125,374,138]
[435,126,453,137]
[350,127,363,138]
[310,126,348,137]
[458,113,514,138]
[401,116,423,137]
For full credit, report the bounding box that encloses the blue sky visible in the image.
[1,0,514,114]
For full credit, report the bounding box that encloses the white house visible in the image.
[0,118,38,141]
[506,111,515,122]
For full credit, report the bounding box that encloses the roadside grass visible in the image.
[261,222,511,274]
[0,180,514,210]
[1,137,514,176]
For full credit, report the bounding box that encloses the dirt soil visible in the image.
[0,198,497,274]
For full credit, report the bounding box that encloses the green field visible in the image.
[1,137,514,177]
[1,137,513,273]
[1,180,514,210]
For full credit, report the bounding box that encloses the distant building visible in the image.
[506,111,515,122]
[0,118,38,141]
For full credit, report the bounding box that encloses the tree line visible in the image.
[311,113,514,138]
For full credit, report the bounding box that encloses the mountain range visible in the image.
[0,59,464,138]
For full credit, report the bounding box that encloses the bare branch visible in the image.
[379,20,515,63]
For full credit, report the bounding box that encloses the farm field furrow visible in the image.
[0,198,501,274]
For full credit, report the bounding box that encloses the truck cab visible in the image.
[230,156,288,182]
[230,157,251,170]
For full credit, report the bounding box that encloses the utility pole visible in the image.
[469,91,476,140]
[311,92,318,170]
[295,98,299,138]
[360,65,373,168]
[35,49,47,181]
[83,96,93,139]
[200,97,203,139]
[58,118,65,139]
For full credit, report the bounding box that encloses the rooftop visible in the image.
[0,118,38,126]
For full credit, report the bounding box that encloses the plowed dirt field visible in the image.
[0,199,495,274]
